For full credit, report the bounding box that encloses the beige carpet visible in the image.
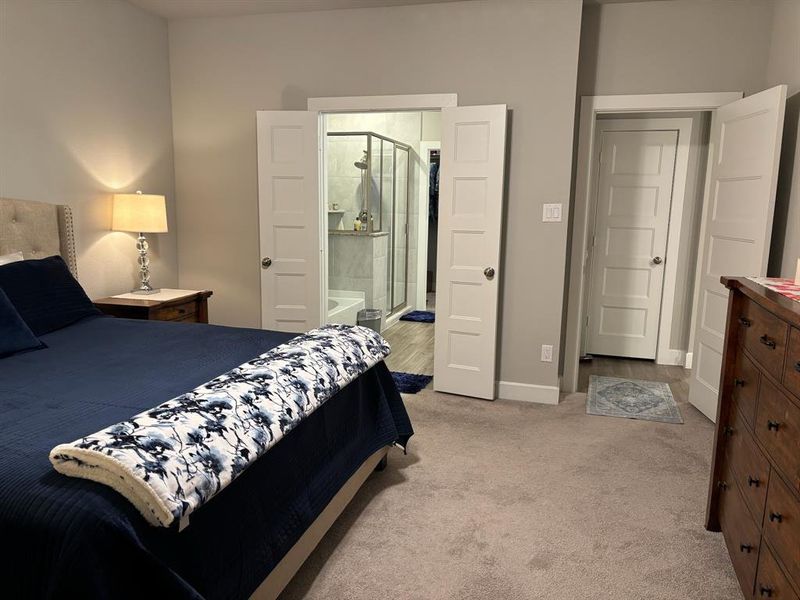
[280,389,740,600]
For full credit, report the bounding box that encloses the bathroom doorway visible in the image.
[257,94,508,399]
[323,111,440,334]
[322,111,440,390]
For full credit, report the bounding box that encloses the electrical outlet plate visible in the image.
[542,203,562,223]
[541,344,553,362]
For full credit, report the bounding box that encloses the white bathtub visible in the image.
[327,290,366,326]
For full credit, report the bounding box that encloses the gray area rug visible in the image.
[587,375,683,424]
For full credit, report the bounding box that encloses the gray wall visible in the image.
[0,0,177,298]
[169,0,583,391]
[578,0,775,97]
[767,0,800,278]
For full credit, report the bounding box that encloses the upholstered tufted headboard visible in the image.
[0,197,79,278]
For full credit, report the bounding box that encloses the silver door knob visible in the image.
[652,256,663,265]
[484,267,495,279]
[261,257,272,269]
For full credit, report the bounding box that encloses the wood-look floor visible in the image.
[382,319,435,375]
[578,355,691,405]
[382,293,436,376]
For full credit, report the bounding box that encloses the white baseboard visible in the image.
[684,352,693,370]
[656,349,686,366]
[496,380,560,405]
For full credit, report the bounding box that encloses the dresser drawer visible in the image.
[719,460,762,597]
[783,327,800,401]
[739,300,789,381]
[757,379,800,494]
[152,302,197,322]
[755,545,800,600]
[763,474,800,590]
[733,351,761,427]
[726,405,771,523]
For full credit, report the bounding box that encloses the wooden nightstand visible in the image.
[94,289,213,323]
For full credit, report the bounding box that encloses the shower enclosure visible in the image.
[327,131,411,318]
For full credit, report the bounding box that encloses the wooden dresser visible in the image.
[707,277,800,600]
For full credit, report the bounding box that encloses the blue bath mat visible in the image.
[391,372,433,394]
[587,375,683,424]
[400,310,435,323]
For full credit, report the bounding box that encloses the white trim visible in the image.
[496,380,560,405]
[562,92,744,394]
[658,349,687,367]
[416,141,440,310]
[684,351,693,370]
[308,93,457,113]
[582,117,694,364]
[586,92,742,113]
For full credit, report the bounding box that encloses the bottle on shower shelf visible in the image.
[358,209,369,232]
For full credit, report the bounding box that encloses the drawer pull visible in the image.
[795,360,800,373]
[760,586,774,597]
[734,378,746,387]
[760,334,777,349]
[767,420,781,432]
[768,512,783,523]
[747,475,761,488]
[723,425,735,437]
[739,317,752,327]
[739,544,754,553]
[717,480,729,491]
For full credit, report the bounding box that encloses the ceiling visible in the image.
[128,0,669,20]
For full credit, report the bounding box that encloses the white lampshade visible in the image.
[112,193,168,233]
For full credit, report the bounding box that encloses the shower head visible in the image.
[354,150,368,170]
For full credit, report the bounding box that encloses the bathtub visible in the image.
[327,290,366,326]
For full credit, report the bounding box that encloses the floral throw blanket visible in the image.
[49,324,391,529]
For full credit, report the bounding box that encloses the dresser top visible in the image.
[722,276,800,326]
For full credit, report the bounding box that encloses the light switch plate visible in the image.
[541,344,553,362]
[543,203,562,223]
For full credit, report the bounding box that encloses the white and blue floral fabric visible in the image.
[50,324,391,528]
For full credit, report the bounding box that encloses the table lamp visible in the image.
[112,191,168,294]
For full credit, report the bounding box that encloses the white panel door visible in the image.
[256,111,321,333]
[434,105,507,399]
[587,129,678,359]
[689,85,787,421]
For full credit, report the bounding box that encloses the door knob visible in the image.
[484,267,495,280]
[261,257,272,269]
[652,256,663,265]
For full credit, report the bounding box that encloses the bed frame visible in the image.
[0,196,391,600]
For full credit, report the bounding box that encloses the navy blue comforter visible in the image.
[0,316,412,599]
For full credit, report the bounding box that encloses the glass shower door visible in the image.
[392,146,409,312]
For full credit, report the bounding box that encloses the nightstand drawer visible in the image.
[152,302,197,322]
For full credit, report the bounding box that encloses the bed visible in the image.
[0,197,413,599]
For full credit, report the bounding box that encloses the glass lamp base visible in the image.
[131,286,160,295]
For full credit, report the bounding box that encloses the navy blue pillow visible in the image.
[0,288,46,357]
[0,255,101,336]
